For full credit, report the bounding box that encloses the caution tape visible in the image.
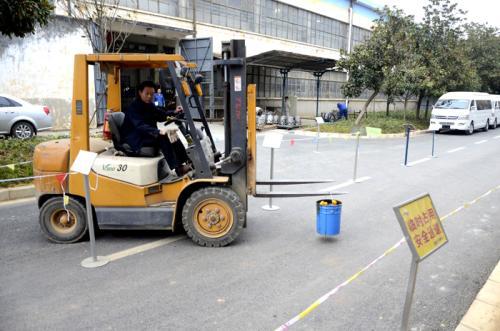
[0,161,32,170]
[275,183,500,330]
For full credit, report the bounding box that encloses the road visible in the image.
[1,128,499,330]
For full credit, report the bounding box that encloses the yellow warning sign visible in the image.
[394,194,448,261]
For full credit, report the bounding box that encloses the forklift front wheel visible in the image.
[182,187,245,247]
[39,197,88,244]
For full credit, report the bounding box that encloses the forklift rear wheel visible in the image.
[39,197,88,243]
[182,187,245,247]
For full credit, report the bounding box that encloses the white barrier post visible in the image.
[71,150,109,268]
[314,116,324,153]
[262,133,283,211]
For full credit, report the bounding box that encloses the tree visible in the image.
[417,0,479,117]
[61,0,136,125]
[337,6,416,125]
[0,0,53,38]
[464,23,500,94]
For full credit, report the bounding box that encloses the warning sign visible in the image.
[393,193,448,261]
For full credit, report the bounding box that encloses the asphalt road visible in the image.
[1,127,499,330]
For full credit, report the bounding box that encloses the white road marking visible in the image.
[447,146,466,154]
[494,135,500,139]
[407,158,431,167]
[323,176,371,192]
[474,140,488,145]
[104,235,185,262]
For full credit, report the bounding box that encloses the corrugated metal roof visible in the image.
[246,50,337,72]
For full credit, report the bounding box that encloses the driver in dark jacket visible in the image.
[121,80,190,177]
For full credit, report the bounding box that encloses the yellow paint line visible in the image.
[105,235,186,262]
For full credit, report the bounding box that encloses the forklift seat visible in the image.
[107,112,158,157]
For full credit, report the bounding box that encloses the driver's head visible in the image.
[137,81,156,104]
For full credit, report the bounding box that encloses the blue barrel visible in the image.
[316,200,342,235]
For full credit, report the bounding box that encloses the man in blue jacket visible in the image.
[121,81,190,177]
[337,102,348,120]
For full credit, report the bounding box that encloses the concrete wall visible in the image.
[257,97,418,117]
[0,16,94,130]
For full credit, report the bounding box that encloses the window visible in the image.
[477,100,492,110]
[435,99,470,110]
[0,97,11,107]
[0,97,20,107]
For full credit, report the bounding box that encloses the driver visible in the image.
[121,80,191,177]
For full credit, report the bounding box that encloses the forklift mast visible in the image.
[215,40,248,209]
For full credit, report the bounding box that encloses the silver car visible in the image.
[0,94,53,139]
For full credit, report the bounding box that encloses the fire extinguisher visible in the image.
[103,110,112,140]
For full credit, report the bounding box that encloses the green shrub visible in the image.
[306,110,430,134]
[0,136,53,187]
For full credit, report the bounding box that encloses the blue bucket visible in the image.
[316,200,342,236]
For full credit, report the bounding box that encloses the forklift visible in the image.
[33,40,336,247]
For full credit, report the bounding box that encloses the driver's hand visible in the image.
[175,106,183,114]
[159,127,168,136]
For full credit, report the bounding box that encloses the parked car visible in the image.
[429,92,492,135]
[489,94,500,129]
[0,94,52,139]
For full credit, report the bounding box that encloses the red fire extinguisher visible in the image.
[103,111,112,140]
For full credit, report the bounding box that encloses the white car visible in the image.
[489,94,500,129]
[0,94,52,139]
[429,92,492,135]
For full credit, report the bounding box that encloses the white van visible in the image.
[429,92,493,134]
[488,94,500,129]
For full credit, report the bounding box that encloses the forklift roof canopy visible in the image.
[84,53,197,69]
[246,50,337,72]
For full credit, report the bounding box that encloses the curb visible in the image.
[282,129,431,140]
[455,260,500,331]
[0,185,36,202]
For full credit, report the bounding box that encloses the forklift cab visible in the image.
[33,40,257,247]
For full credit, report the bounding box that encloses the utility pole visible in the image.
[345,0,354,108]
[192,0,197,38]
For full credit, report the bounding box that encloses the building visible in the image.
[0,0,392,129]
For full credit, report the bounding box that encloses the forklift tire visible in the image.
[182,187,245,247]
[39,197,88,244]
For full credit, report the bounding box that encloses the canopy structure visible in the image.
[247,50,338,118]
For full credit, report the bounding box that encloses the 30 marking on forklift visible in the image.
[104,235,185,262]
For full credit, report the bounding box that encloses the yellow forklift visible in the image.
[33,40,335,247]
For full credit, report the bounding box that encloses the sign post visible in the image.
[262,133,283,211]
[314,116,324,153]
[393,193,448,331]
[71,150,109,269]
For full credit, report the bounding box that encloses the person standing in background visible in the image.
[154,88,165,107]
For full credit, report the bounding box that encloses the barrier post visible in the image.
[404,126,411,166]
[262,133,283,211]
[353,131,361,182]
[314,117,324,153]
[431,130,436,157]
[262,148,280,211]
[70,150,109,268]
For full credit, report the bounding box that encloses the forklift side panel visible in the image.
[95,207,173,230]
